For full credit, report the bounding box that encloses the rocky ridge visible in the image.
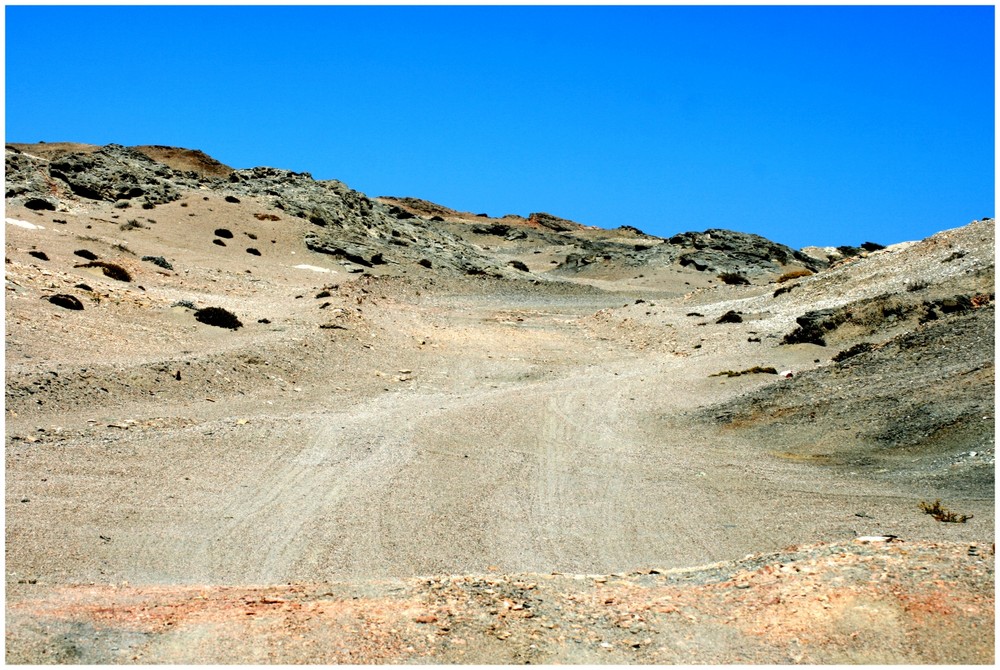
[8,142,845,283]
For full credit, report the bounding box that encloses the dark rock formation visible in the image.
[669,229,825,277]
[528,212,581,232]
[45,294,84,310]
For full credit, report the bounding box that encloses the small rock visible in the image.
[414,614,437,624]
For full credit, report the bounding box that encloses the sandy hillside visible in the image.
[4,143,994,663]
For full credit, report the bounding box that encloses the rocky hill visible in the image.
[8,142,839,283]
[4,142,994,664]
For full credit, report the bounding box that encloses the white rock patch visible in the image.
[6,218,44,230]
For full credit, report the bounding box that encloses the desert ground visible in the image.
[4,143,994,663]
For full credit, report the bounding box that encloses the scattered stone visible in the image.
[27,250,49,261]
[74,249,99,260]
[246,248,261,256]
[214,228,234,239]
[213,239,226,247]
[224,195,241,203]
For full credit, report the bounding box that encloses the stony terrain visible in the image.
[4,142,995,663]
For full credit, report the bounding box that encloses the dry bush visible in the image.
[718,272,750,285]
[194,306,243,330]
[777,269,814,283]
[710,366,778,378]
[919,499,973,523]
[74,261,132,282]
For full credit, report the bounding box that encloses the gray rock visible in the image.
[47,144,188,204]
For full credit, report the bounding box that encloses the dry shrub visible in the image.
[194,306,243,330]
[75,261,132,282]
[710,366,778,378]
[718,272,750,285]
[777,269,814,283]
[919,499,973,523]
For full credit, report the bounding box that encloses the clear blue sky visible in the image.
[5,5,994,249]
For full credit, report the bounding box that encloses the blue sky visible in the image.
[5,5,994,249]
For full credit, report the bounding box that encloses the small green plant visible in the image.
[919,499,973,523]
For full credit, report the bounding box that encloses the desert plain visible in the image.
[3,143,995,663]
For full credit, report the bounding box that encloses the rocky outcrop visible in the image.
[669,229,826,276]
[45,144,196,205]
[527,212,584,232]
[222,167,514,277]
